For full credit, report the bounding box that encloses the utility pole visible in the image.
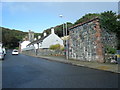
[65,22,68,60]
[59,15,68,60]
[59,15,65,37]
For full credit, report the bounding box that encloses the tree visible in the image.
[74,13,100,25]
[41,22,73,37]
[1,27,41,49]
[100,11,120,49]
[100,11,118,32]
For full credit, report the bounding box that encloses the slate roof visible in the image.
[27,35,49,46]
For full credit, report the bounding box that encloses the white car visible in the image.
[0,49,4,60]
[12,50,19,55]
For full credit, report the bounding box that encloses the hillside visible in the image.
[1,27,27,48]
[0,27,41,49]
[41,22,73,37]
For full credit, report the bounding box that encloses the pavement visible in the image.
[30,55,120,74]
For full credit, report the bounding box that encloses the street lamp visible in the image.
[59,15,65,37]
[59,15,68,60]
[65,22,69,60]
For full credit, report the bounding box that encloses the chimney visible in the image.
[38,36,41,39]
[44,32,47,37]
[51,28,55,34]
[34,38,37,41]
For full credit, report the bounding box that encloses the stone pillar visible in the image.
[94,20,105,63]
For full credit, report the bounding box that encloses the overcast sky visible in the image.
[1,2,118,33]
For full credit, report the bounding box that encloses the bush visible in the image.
[105,46,116,54]
[49,44,64,50]
[49,44,61,50]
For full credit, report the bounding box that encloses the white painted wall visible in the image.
[34,43,38,49]
[22,45,35,51]
[21,41,31,50]
[40,33,64,48]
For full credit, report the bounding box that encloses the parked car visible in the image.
[0,48,4,60]
[12,49,19,55]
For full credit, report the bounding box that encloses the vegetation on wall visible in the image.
[74,11,120,49]
[74,13,100,25]
[100,11,120,49]
[105,45,116,54]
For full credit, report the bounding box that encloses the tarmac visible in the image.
[29,54,120,74]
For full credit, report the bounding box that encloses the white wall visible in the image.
[40,33,64,48]
[34,43,38,49]
[22,45,35,51]
[21,41,31,50]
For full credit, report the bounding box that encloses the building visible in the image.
[27,28,64,49]
[19,30,35,52]
[28,30,34,42]
[68,17,117,63]
[19,40,31,53]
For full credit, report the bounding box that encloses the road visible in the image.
[2,50,119,88]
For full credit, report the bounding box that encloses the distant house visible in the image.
[19,30,34,52]
[68,17,117,63]
[27,28,64,49]
[20,41,31,52]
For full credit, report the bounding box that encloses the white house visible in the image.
[19,30,35,52]
[19,40,31,52]
[40,28,64,48]
[27,28,64,49]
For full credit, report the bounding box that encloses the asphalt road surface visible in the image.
[2,50,119,88]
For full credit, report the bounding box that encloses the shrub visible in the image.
[49,44,61,50]
[49,44,64,51]
[105,46,116,54]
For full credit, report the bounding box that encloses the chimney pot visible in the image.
[38,36,41,39]
[51,28,55,34]
[44,32,47,37]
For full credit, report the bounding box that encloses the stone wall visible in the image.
[68,18,117,63]
[22,49,36,56]
[22,49,64,57]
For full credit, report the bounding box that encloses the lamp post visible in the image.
[59,15,68,59]
[65,22,69,60]
[59,15,65,37]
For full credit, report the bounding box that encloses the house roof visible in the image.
[69,17,99,30]
[27,35,49,46]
